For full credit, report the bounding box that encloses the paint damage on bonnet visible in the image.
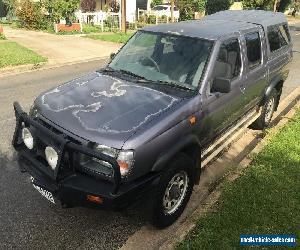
[36,72,180,148]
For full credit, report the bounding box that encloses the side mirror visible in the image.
[110,53,116,60]
[211,77,231,93]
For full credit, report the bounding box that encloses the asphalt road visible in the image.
[0,25,299,250]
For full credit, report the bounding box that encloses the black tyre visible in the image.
[151,153,195,228]
[251,89,278,130]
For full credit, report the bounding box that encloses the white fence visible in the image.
[137,8,179,24]
[74,8,179,32]
[75,11,121,31]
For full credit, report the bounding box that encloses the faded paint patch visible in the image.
[41,72,178,134]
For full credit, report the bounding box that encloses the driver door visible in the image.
[199,36,247,145]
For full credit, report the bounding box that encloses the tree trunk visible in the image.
[274,0,279,12]
[121,0,126,33]
[171,0,174,22]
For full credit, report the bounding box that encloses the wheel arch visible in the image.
[151,135,201,184]
[262,79,284,110]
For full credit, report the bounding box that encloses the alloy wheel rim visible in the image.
[162,171,189,215]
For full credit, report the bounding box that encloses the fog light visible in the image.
[45,146,58,170]
[22,128,34,150]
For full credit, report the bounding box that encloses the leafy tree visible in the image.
[80,0,96,12]
[0,0,8,17]
[278,0,291,12]
[205,0,233,14]
[151,0,163,8]
[291,0,300,15]
[177,0,206,20]
[43,0,80,23]
[2,0,15,10]
[109,0,120,12]
[2,0,16,19]
[242,0,279,11]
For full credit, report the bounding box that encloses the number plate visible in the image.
[31,177,56,204]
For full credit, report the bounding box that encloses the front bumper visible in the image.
[12,102,160,209]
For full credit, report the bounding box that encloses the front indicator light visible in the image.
[45,146,59,170]
[87,195,103,204]
[22,128,34,150]
[117,151,134,176]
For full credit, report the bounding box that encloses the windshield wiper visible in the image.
[137,78,194,91]
[104,67,147,80]
[102,68,193,91]
[117,69,145,79]
[157,80,194,91]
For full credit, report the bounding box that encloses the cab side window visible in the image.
[212,39,241,80]
[245,32,262,70]
[210,38,241,93]
[268,24,290,52]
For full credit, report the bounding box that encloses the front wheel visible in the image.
[151,153,195,228]
[251,89,278,130]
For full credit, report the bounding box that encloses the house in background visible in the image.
[81,0,136,23]
[137,0,150,10]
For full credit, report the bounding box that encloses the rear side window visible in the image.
[245,32,262,69]
[268,24,290,52]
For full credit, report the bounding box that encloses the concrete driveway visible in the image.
[0,24,299,250]
[3,27,122,65]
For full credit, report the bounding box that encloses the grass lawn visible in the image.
[82,24,102,34]
[177,110,300,250]
[0,41,47,68]
[85,31,135,43]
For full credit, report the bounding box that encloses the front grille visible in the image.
[30,117,82,178]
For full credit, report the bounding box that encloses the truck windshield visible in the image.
[109,31,213,91]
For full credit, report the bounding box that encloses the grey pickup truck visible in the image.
[13,10,292,228]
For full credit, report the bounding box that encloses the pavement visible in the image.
[2,26,121,66]
[0,24,299,250]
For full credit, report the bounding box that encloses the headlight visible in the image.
[22,127,34,150]
[80,144,134,177]
[45,146,58,170]
[96,145,118,158]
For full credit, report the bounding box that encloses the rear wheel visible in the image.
[151,153,195,228]
[251,89,278,130]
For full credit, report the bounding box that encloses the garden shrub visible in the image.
[15,0,48,30]
[0,33,6,39]
[148,15,157,24]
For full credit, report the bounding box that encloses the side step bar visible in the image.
[201,108,261,167]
